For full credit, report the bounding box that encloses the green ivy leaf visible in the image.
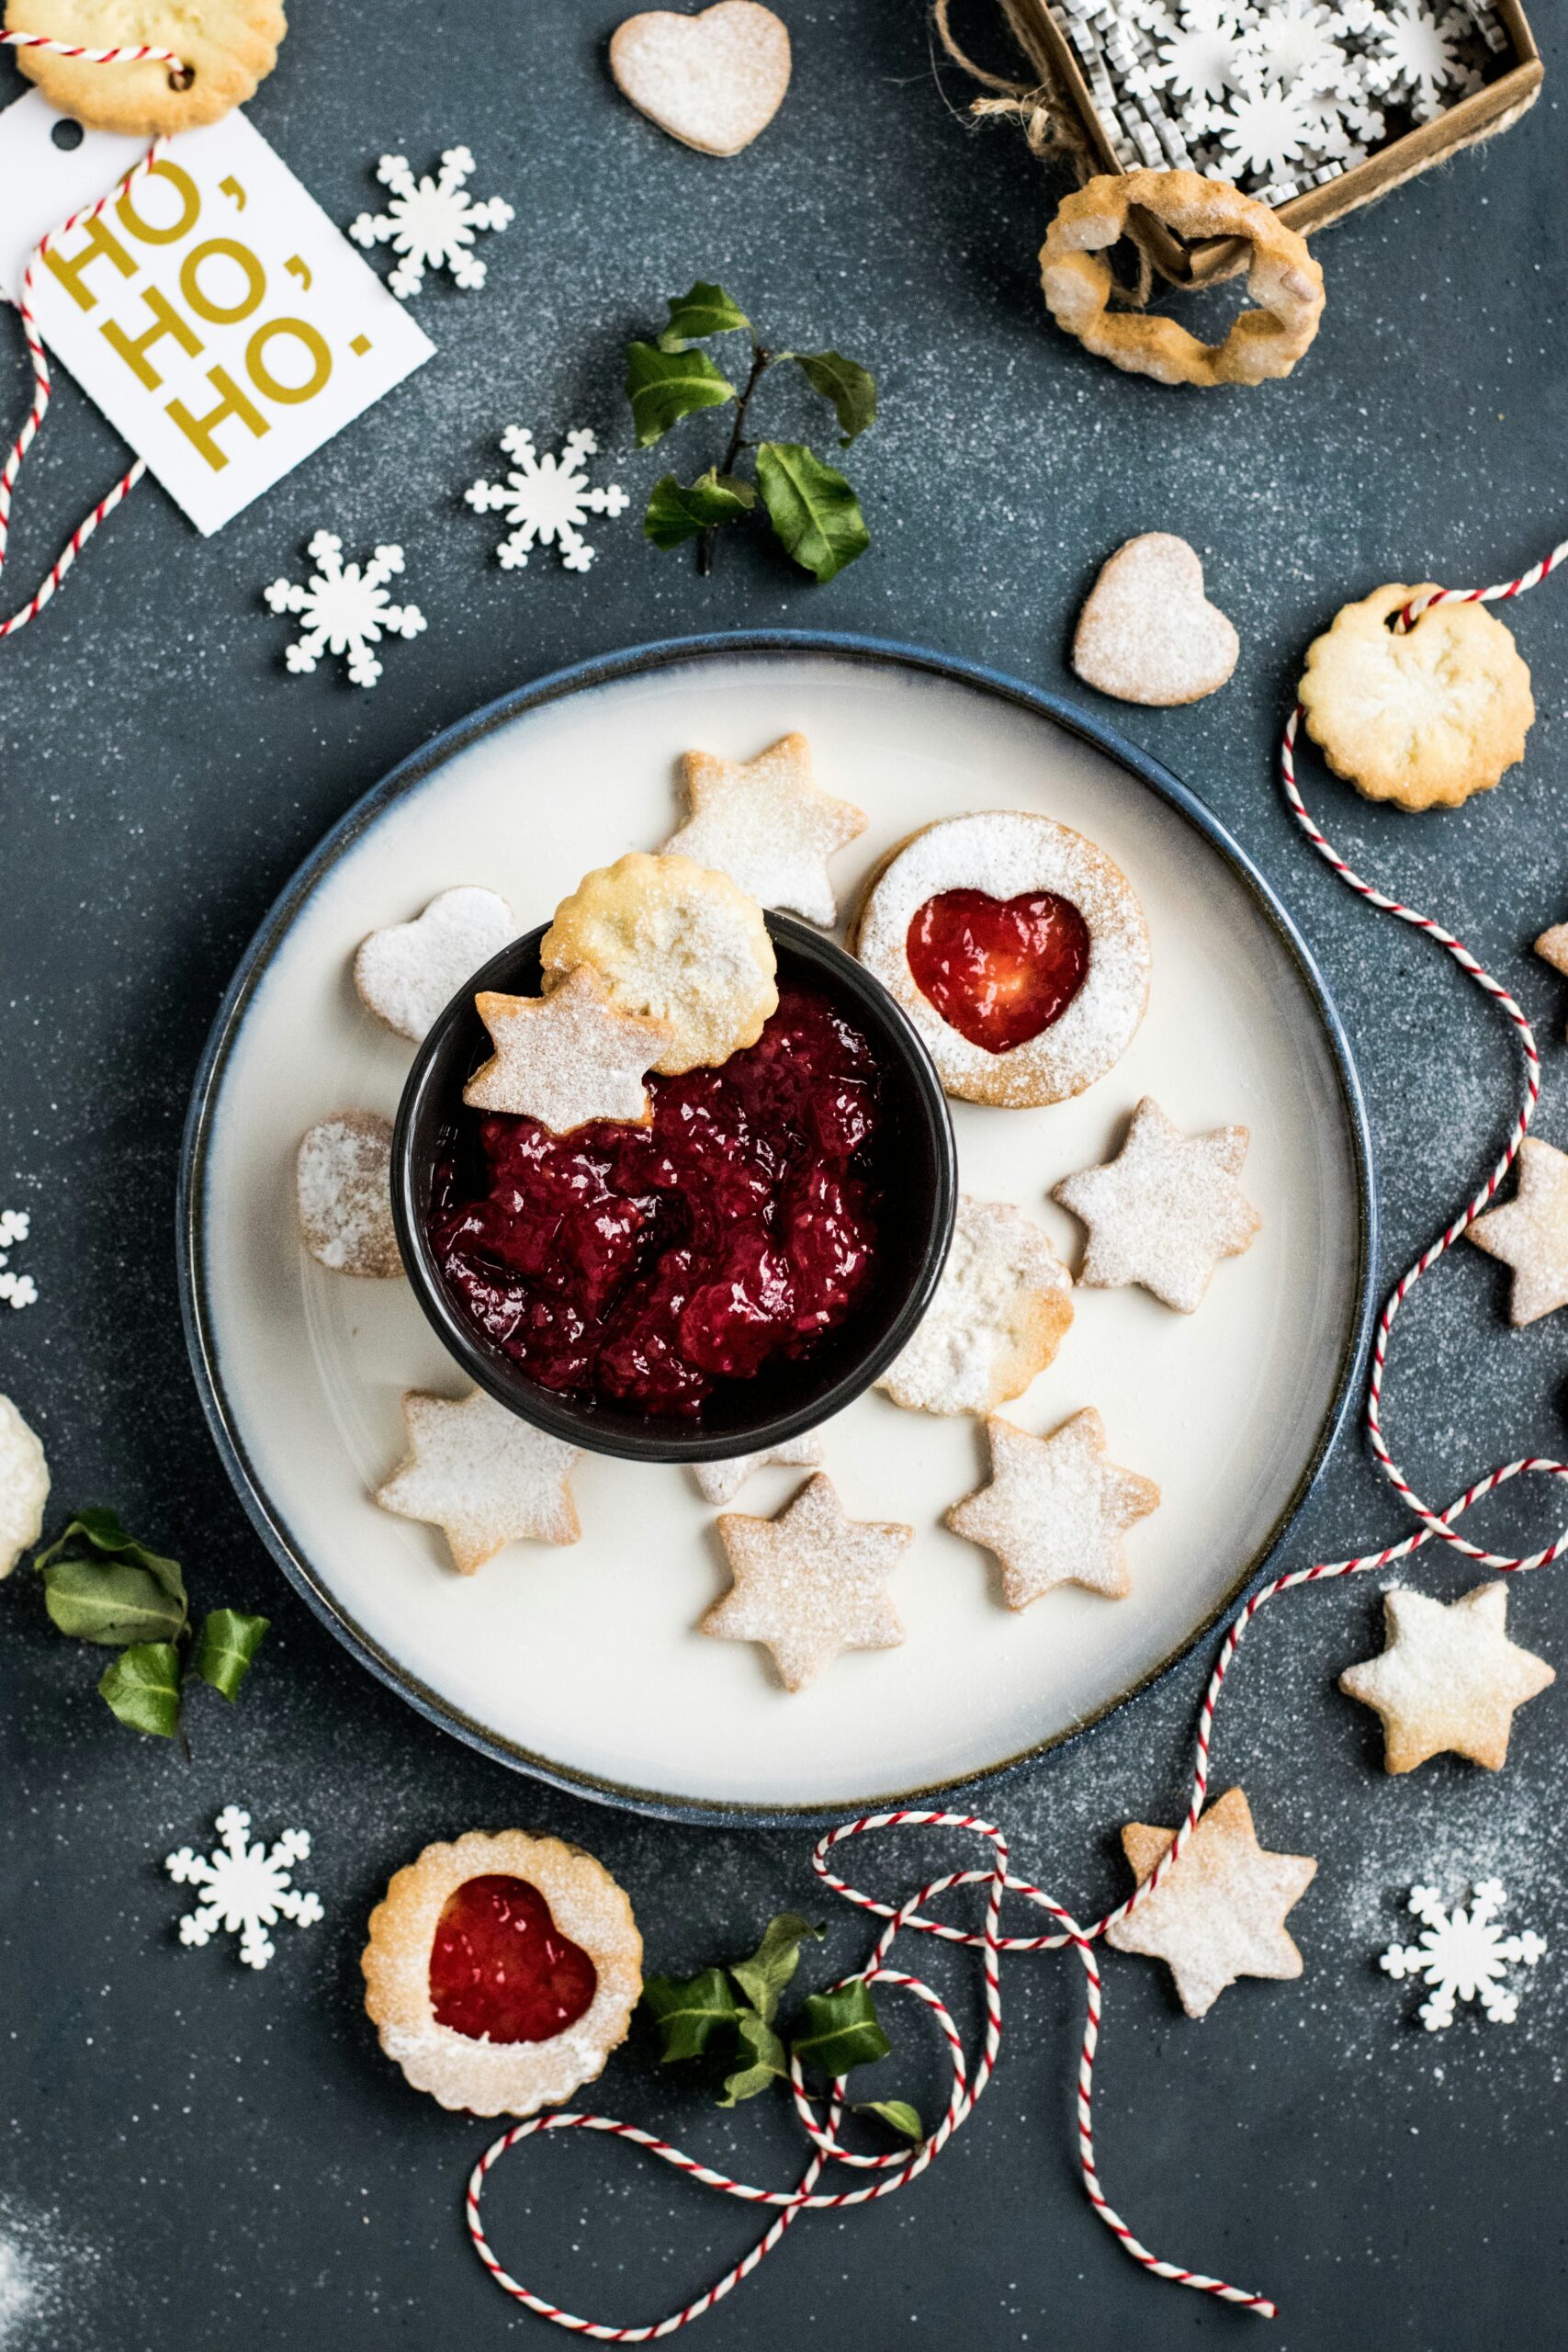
[626,341,735,447]
[644,468,756,551]
[98,1643,184,1737]
[642,1966,744,2063]
[191,1610,269,1701]
[728,1911,825,2024]
[791,1978,892,2077]
[658,281,751,347]
[789,350,878,445]
[39,1558,186,1647]
[856,2098,924,2142]
[717,2010,788,2107]
[754,443,870,583]
[36,1508,186,1610]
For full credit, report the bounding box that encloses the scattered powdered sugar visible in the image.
[374,1387,581,1573]
[354,886,516,1044]
[854,812,1151,1108]
[878,1194,1073,1416]
[692,1431,823,1506]
[0,1393,50,1578]
[0,2196,93,2349]
[704,1472,912,1690]
[295,1112,402,1279]
[663,732,867,927]
[610,3,792,158]
[1071,533,1240,708]
[947,1407,1160,1606]
[1053,1095,1261,1313]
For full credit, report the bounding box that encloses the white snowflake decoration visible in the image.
[1363,3,1469,108]
[1202,76,1323,178]
[349,146,513,299]
[165,1805,323,1971]
[465,428,631,575]
[264,532,427,690]
[1380,1880,1547,2030]
[0,1207,36,1310]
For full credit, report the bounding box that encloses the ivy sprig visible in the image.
[33,1508,267,1743]
[641,1911,922,2137]
[626,283,876,582]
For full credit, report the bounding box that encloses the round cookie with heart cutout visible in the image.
[363,1831,642,2117]
[851,811,1150,1108]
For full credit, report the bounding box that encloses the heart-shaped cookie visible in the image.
[610,2,791,156]
[354,887,516,1044]
[1072,534,1239,707]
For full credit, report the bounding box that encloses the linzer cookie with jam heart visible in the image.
[851,811,1150,1108]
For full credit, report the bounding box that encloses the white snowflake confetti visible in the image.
[165,1805,323,1971]
[264,531,427,690]
[0,1207,36,1310]
[349,146,513,299]
[465,428,631,575]
[1202,76,1324,177]
[1380,1880,1547,2030]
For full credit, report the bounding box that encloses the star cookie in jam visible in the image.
[362,1831,642,2116]
[851,812,1149,1109]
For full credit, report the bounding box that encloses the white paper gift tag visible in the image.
[0,90,434,536]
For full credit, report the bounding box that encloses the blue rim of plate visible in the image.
[177,629,1379,1829]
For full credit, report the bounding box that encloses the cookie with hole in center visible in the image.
[8,0,288,135]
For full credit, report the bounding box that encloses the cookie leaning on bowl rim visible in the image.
[6,0,288,135]
[850,810,1151,1108]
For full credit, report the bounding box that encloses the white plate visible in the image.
[181,637,1374,1820]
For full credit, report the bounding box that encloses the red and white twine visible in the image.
[464,537,1568,2332]
[0,34,185,639]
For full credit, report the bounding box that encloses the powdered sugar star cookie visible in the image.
[662,734,868,927]
[296,1112,402,1278]
[1104,1786,1317,2018]
[463,967,673,1135]
[355,888,516,1043]
[375,1389,581,1573]
[1466,1136,1568,1326]
[1053,1097,1260,1313]
[702,1473,911,1691]
[1339,1583,1554,1773]
[610,2,792,156]
[1072,534,1239,707]
[1534,921,1568,1000]
[0,1394,49,1578]
[877,1195,1073,1418]
[946,1409,1159,1607]
[692,1432,824,1506]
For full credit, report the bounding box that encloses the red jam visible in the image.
[428,1875,598,2044]
[907,888,1090,1054]
[429,979,886,1418]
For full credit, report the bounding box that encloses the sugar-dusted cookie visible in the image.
[852,812,1150,1109]
[375,1389,581,1573]
[8,0,287,135]
[1072,534,1239,707]
[363,1830,642,2118]
[1299,583,1534,811]
[0,1394,49,1578]
[692,1431,823,1507]
[702,1472,911,1690]
[463,966,673,1134]
[296,1112,402,1278]
[1338,1583,1554,1774]
[1534,922,1568,1032]
[610,2,791,156]
[946,1409,1158,1608]
[1466,1136,1568,1326]
[1053,1097,1259,1313]
[662,733,867,927]
[355,887,516,1044]
[877,1194,1073,1418]
[542,852,777,1076]
[1103,1787,1317,2019]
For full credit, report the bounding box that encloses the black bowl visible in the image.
[390,912,957,1464]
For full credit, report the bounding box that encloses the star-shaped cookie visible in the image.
[374,1389,581,1573]
[692,1432,824,1506]
[701,1472,911,1690]
[946,1409,1159,1607]
[463,965,673,1134]
[1338,1582,1554,1773]
[662,732,867,927]
[1052,1096,1261,1314]
[1466,1136,1568,1326]
[1103,1786,1316,2019]
[1535,921,1568,994]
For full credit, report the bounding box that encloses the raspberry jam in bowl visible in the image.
[391,914,957,1464]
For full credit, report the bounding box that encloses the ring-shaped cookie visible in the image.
[1040,170,1325,389]
[851,811,1150,1109]
[7,0,287,136]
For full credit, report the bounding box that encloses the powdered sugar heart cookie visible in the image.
[355,888,517,1044]
[610,2,791,156]
[1073,535,1239,707]
[9,0,288,136]
[296,1111,402,1279]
